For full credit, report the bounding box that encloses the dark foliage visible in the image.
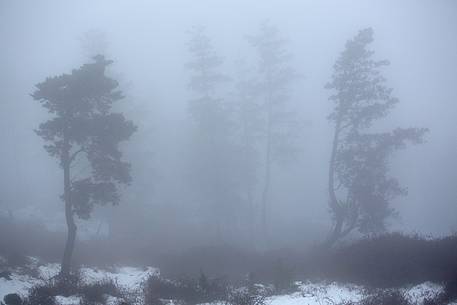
[79,279,121,304]
[23,274,123,305]
[343,289,411,305]
[443,275,457,303]
[3,294,22,305]
[0,217,64,265]
[0,271,12,280]
[304,233,457,287]
[144,273,229,305]
[271,259,295,294]
[226,287,266,305]
[423,273,457,305]
[26,273,82,302]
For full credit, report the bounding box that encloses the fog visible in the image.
[1,0,456,260]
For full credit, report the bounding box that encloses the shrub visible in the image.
[423,273,457,305]
[442,274,457,303]
[343,290,411,305]
[24,273,124,305]
[25,274,80,303]
[80,279,121,304]
[226,287,266,305]
[305,233,457,287]
[271,259,295,294]
[3,294,22,305]
[144,273,229,305]
[144,276,181,304]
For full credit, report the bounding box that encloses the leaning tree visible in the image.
[32,55,136,275]
[325,28,428,246]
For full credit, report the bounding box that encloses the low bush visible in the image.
[423,273,457,305]
[80,279,121,304]
[304,233,457,287]
[23,273,124,305]
[342,289,410,305]
[143,272,267,305]
[3,294,23,305]
[144,273,228,305]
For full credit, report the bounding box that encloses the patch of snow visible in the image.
[81,266,158,287]
[1,257,448,305]
[403,282,444,305]
[268,281,364,305]
[1,258,157,302]
[55,295,82,305]
[0,273,40,301]
[37,263,61,279]
[105,295,122,305]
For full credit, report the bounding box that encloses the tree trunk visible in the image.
[326,117,343,246]
[260,151,271,241]
[61,149,77,276]
[260,101,273,244]
[325,211,344,247]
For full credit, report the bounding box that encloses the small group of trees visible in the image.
[32,24,427,275]
[185,22,300,245]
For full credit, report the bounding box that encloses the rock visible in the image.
[3,294,22,305]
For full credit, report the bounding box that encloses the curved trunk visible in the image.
[61,147,77,276]
[325,214,344,247]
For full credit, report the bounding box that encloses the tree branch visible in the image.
[69,147,85,164]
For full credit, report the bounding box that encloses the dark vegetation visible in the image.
[424,276,457,305]
[13,272,268,305]
[344,290,411,305]
[0,217,64,266]
[2,217,456,291]
[304,233,457,288]
[2,213,456,304]
[1,232,455,304]
[23,275,123,305]
[144,274,229,304]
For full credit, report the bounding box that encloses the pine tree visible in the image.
[248,21,300,241]
[325,28,428,246]
[32,55,136,275]
[185,26,239,240]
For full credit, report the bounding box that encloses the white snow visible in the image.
[55,295,82,305]
[268,281,364,305]
[0,257,453,305]
[267,281,449,305]
[37,263,61,278]
[81,266,158,288]
[0,257,157,302]
[0,272,41,300]
[403,281,444,305]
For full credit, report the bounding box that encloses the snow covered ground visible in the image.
[0,257,450,305]
[0,257,158,301]
[266,281,445,305]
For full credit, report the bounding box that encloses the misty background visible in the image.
[1,0,456,256]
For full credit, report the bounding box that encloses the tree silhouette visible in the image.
[325,28,428,246]
[32,55,136,275]
[248,21,300,241]
[185,26,240,240]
